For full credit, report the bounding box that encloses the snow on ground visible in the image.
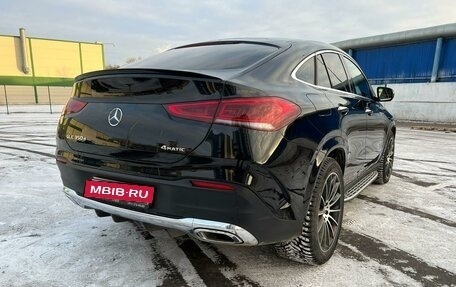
[0,108,162,287]
[0,105,455,287]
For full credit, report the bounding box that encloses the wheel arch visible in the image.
[306,136,347,194]
[382,122,396,155]
[327,147,346,175]
[319,136,347,175]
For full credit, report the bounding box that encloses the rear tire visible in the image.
[375,135,395,184]
[275,157,344,265]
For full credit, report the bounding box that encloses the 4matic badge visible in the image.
[160,144,187,153]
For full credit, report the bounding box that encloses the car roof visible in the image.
[173,38,342,54]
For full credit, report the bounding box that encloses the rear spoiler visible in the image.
[75,68,227,82]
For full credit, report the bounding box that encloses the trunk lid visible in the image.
[62,69,223,163]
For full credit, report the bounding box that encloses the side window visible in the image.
[342,57,373,98]
[295,56,315,84]
[322,53,350,92]
[316,55,331,88]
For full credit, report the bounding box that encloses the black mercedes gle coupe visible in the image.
[56,39,395,264]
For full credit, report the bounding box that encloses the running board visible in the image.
[344,172,378,201]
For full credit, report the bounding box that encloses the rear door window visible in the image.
[322,53,350,92]
[316,55,331,88]
[295,56,315,84]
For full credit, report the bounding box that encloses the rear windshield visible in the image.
[74,77,190,97]
[72,76,224,102]
[129,43,279,70]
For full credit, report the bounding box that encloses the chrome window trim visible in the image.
[291,49,375,99]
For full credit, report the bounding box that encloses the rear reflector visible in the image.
[55,156,68,164]
[64,98,87,115]
[191,180,235,191]
[164,97,301,131]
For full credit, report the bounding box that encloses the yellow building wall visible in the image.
[31,38,82,78]
[81,43,104,73]
[0,35,32,77]
[0,34,104,104]
[0,36,104,79]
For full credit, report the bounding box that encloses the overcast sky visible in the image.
[2,0,455,66]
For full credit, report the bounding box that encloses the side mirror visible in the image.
[377,87,394,102]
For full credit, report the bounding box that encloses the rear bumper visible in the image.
[63,186,258,245]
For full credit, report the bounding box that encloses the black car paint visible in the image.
[56,39,395,244]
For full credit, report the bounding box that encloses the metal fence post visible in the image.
[47,86,53,114]
[3,85,9,115]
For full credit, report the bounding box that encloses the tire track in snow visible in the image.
[393,168,454,177]
[395,156,454,165]
[193,241,262,287]
[132,221,262,286]
[0,130,55,138]
[176,236,237,287]
[392,171,435,187]
[133,223,189,287]
[0,144,54,158]
[0,138,56,148]
[357,194,456,228]
[340,229,456,286]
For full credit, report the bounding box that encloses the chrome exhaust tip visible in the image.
[193,228,244,244]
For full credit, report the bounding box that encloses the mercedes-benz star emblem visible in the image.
[108,108,123,127]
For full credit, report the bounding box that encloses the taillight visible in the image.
[64,98,87,115]
[164,97,301,131]
[165,101,218,123]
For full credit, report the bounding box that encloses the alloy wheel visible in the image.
[385,137,395,178]
[318,172,342,252]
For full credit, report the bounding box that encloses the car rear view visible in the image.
[56,41,305,249]
[57,39,394,265]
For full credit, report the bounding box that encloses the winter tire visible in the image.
[275,157,344,265]
[375,134,395,184]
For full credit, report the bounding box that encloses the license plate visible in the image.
[84,180,155,204]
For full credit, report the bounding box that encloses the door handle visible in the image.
[365,108,373,116]
[338,106,349,115]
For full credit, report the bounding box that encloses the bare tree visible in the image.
[125,56,142,64]
[104,56,142,69]
[104,64,120,69]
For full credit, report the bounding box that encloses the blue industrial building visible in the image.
[333,23,456,123]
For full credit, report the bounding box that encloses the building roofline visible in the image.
[0,33,103,46]
[332,23,456,50]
